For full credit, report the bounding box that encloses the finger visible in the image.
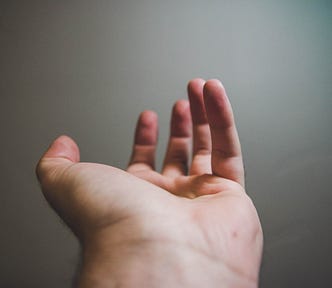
[162,100,192,177]
[36,135,80,196]
[187,78,212,175]
[203,79,245,186]
[127,110,158,173]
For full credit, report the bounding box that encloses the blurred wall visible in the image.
[0,0,331,287]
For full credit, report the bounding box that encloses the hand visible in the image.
[36,79,263,288]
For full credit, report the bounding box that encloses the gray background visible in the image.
[1,0,331,287]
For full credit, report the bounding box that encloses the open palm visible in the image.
[37,79,263,287]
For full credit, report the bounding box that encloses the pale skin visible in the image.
[36,79,263,288]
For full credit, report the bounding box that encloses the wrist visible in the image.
[77,231,258,288]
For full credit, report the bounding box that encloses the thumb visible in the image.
[36,135,80,188]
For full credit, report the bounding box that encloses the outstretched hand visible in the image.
[36,79,263,288]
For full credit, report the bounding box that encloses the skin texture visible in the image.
[36,79,263,288]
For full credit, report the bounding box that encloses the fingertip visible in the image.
[171,99,192,137]
[187,78,208,125]
[203,79,233,129]
[42,135,80,162]
[187,78,206,94]
[173,99,190,115]
[135,110,158,145]
[139,110,158,124]
[203,79,226,98]
[36,135,80,183]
